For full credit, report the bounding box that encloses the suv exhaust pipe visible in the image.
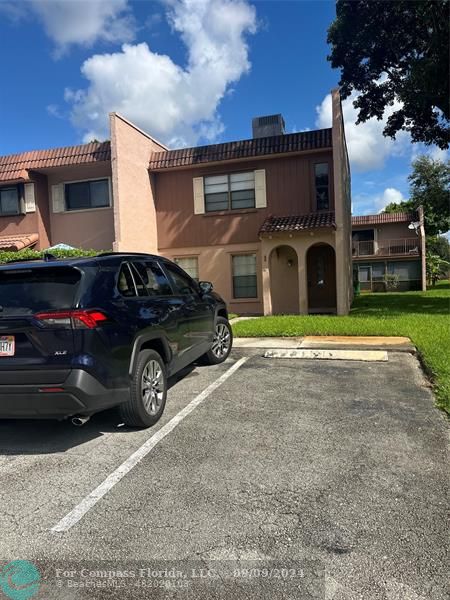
[71,415,90,427]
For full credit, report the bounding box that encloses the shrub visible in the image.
[384,273,400,290]
[0,248,103,264]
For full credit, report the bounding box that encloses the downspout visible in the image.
[109,112,121,252]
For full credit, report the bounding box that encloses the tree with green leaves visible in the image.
[409,156,450,236]
[384,200,414,214]
[327,0,449,148]
[427,235,450,263]
[382,156,450,236]
[426,252,450,286]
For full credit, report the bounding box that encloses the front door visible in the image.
[307,244,337,312]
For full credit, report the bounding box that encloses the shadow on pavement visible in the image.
[0,364,198,456]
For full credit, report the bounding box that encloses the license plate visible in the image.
[0,336,15,356]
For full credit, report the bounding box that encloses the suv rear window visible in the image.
[0,267,82,315]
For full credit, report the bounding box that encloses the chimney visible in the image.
[252,114,285,138]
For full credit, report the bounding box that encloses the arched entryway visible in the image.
[306,243,337,313]
[269,245,299,314]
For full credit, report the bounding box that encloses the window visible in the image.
[371,263,385,281]
[117,264,138,297]
[388,261,421,281]
[314,163,329,210]
[65,179,110,211]
[0,187,20,215]
[0,267,81,315]
[174,257,199,280]
[132,261,173,296]
[232,254,257,298]
[204,172,255,212]
[352,229,374,242]
[165,264,198,296]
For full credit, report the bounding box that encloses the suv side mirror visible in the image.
[199,281,213,295]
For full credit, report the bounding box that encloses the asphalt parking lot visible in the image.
[0,350,448,599]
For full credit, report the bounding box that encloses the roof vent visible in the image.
[252,114,285,138]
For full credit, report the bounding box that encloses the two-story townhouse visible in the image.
[0,114,166,253]
[0,89,352,315]
[148,89,352,315]
[352,210,426,292]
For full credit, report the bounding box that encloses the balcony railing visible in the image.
[352,238,420,257]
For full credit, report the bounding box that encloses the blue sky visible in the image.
[0,0,446,215]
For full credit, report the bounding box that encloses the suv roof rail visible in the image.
[98,251,156,258]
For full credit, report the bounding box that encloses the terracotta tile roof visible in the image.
[352,212,418,226]
[0,141,111,183]
[259,212,336,234]
[148,129,332,170]
[0,233,39,251]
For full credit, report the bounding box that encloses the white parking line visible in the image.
[51,356,248,533]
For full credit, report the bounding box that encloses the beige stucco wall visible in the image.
[164,233,341,316]
[110,113,166,253]
[261,229,337,315]
[46,163,114,250]
[163,242,263,314]
[331,88,352,315]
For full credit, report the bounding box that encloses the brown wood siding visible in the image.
[155,151,334,249]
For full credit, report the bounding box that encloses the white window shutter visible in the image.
[52,184,65,213]
[24,183,36,213]
[254,169,267,208]
[193,177,205,215]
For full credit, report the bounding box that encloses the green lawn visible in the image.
[232,282,450,414]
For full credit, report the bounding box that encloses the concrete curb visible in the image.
[233,335,416,353]
[263,349,389,362]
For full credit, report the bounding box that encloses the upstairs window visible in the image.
[0,187,20,216]
[314,163,329,211]
[204,172,255,212]
[65,179,110,211]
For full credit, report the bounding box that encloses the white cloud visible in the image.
[353,187,406,215]
[374,187,405,212]
[65,0,257,146]
[316,91,410,172]
[46,104,63,119]
[2,0,136,55]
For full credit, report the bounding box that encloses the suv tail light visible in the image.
[35,310,108,329]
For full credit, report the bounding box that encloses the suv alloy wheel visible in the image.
[120,349,167,427]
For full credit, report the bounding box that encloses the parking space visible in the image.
[0,350,448,599]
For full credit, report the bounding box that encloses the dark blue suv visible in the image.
[0,253,232,427]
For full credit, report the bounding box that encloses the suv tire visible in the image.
[120,349,167,427]
[200,317,233,365]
